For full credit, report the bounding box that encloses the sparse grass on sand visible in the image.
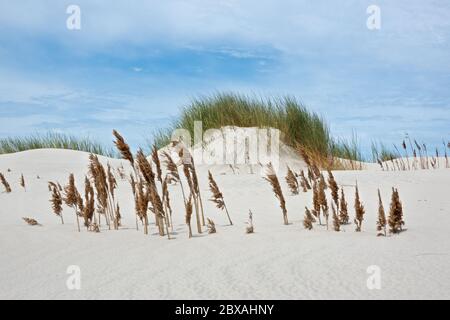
[0,132,117,157]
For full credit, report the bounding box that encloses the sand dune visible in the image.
[0,148,449,299]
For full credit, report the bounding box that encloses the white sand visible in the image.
[0,148,449,299]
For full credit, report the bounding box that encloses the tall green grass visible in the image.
[371,141,397,162]
[331,133,363,163]
[0,132,117,158]
[154,93,363,162]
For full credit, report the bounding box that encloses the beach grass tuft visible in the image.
[153,93,363,164]
[0,132,116,157]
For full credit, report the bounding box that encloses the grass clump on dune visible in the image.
[0,132,117,158]
[371,141,398,162]
[154,93,363,165]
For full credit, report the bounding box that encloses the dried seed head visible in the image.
[151,145,163,183]
[113,129,134,166]
[22,217,40,226]
[0,172,11,193]
[285,166,299,195]
[208,170,224,210]
[264,163,288,225]
[207,218,216,234]
[136,149,156,187]
[388,187,405,234]
[50,185,63,217]
[63,173,78,207]
[354,182,365,232]
[162,151,180,181]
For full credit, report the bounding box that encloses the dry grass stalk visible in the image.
[129,173,136,196]
[402,140,411,170]
[312,164,321,181]
[76,189,83,213]
[264,164,289,225]
[128,172,140,230]
[136,149,170,239]
[393,145,406,171]
[20,174,25,191]
[89,154,115,230]
[339,188,349,224]
[208,170,233,225]
[162,175,173,231]
[83,176,95,228]
[22,217,41,226]
[47,181,55,192]
[298,145,330,173]
[107,182,118,229]
[332,203,340,231]
[135,180,149,234]
[136,148,165,234]
[376,189,387,236]
[207,218,216,234]
[319,173,327,189]
[149,180,170,239]
[0,172,11,193]
[354,182,365,232]
[107,163,117,199]
[137,149,156,188]
[423,143,430,169]
[430,156,437,169]
[303,207,315,230]
[113,130,142,229]
[62,173,81,232]
[181,151,202,234]
[388,188,405,234]
[285,166,299,195]
[414,140,425,169]
[151,145,163,184]
[307,167,314,184]
[327,169,339,210]
[153,145,174,233]
[50,184,64,224]
[246,210,254,234]
[113,129,134,167]
[189,155,206,226]
[88,223,100,233]
[185,194,193,238]
[299,170,311,192]
[162,151,187,206]
[412,149,418,170]
[318,174,328,229]
[312,180,321,225]
[444,141,449,168]
[115,203,121,227]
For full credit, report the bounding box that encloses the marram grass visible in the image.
[154,93,363,163]
[0,132,117,158]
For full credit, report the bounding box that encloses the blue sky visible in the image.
[0,0,449,155]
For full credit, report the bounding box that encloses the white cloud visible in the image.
[1,0,449,152]
[1,1,448,65]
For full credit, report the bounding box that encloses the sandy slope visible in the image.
[0,149,449,299]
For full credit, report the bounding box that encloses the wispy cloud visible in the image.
[0,1,449,153]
